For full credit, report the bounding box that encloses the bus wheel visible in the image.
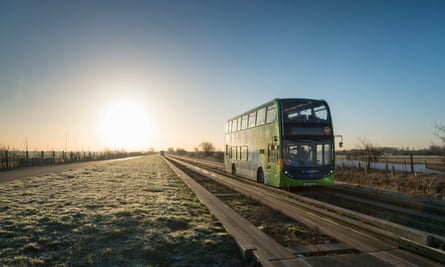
[231,164,237,176]
[257,168,264,184]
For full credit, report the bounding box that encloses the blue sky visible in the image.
[0,0,444,151]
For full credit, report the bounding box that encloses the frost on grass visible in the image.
[0,155,244,266]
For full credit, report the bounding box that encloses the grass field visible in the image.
[0,155,244,266]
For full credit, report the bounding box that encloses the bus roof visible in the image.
[227,98,327,121]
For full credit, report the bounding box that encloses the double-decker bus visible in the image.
[224,98,336,187]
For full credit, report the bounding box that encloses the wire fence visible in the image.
[0,149,137,171]
[336,159,442,174]
[336,154,445,174]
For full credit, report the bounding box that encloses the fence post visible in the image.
[410,154,414,173]
[25,150,29,167]
[367,155,371,172]
[5,150,8,169]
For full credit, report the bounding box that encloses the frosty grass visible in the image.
[0,155,244,266]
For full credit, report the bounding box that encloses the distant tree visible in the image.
[358,138,383,170]
[167,147,175,153]
[434,123,445,164]
[0,145,8,169]
[199,141,215,156]
[175,148,187,155]
[429,145,444,154]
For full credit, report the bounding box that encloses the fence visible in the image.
[0,149,133,171]
[336,159,442,174]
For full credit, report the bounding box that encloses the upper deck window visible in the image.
[282,100,330,123]
[256,107,266,126]
[241,115,248,130]
[266,105,277,124]
[232,119,238,132]
[248,112,256,128]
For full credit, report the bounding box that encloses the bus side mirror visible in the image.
[335,135,343,149]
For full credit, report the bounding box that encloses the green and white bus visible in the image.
[224,98,336,187]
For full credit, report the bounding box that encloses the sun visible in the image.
[100,100,154,151]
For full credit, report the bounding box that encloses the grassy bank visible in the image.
[0,155,244,266]
[336,166,445,200]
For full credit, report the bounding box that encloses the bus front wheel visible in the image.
[257,168,264,184]
[231,164,237,176]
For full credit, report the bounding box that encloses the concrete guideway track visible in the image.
[166,156,444,266]
[321,185,445,225]
[175,156,445,248]
[163,157,309,267]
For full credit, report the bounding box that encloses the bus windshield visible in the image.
[283,140,333,167]
[282,100,330,123]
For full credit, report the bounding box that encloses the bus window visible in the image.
[248,112,256,128]
[316,144,333,164]
[237,117,242,131]
[266,105,277,124]
[241,146,248,161]
[286,144,311,166]
[284,141,333,167]
[232,119,238,132]
[257,107,266,126]
[314,106,328,121]
[283,102,330,123]
[231,146,236,159]
[241,115,248,129]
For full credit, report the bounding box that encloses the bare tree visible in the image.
[434,122,445,144]
[358,138,383,170]
[199,141,215,156]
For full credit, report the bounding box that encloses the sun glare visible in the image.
[101,100,154,151]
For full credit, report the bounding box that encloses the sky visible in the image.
[0,0,444,152]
